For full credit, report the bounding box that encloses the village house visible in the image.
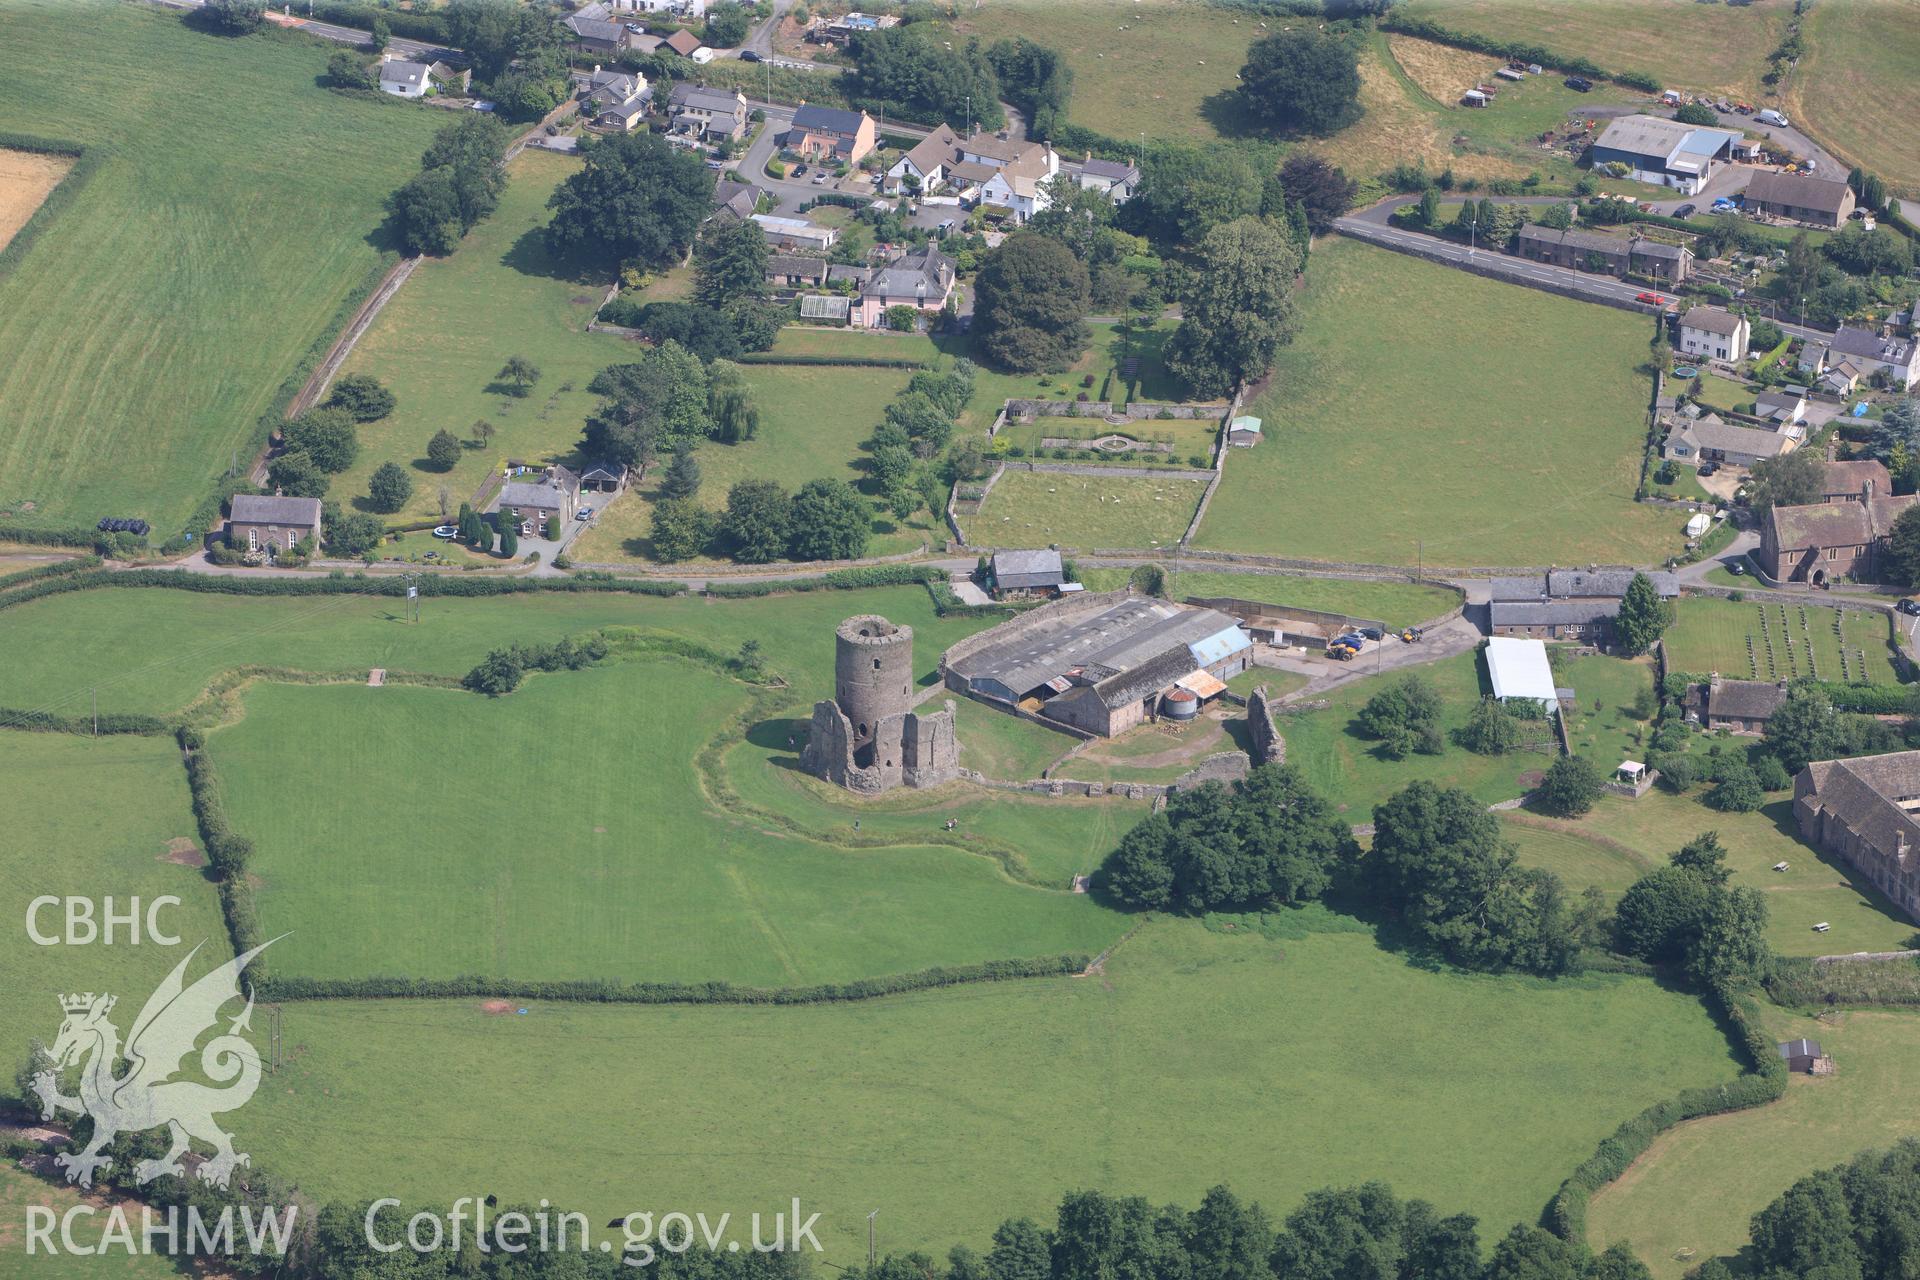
[1795,750,1920,924]
[1761,488,1919,583]
[1662,410,1795,467]
[1827,325,1920,390]
[488,465,580,530]
[1704,677,1789,733]
[884,128,1063,222]
[1488,569,1680,642]
[1514,225,1693,282]
[1588,114,1742,194]
[849,245,955,328]
[1677,306,1751,362]
[1742,170,1857,228]
[378,55,465,99]
[582,66,651,132]
[765,254,830,291]
[227,494,322,555]
[1073,155,1141,203]
[788,104,877,166]
[709,176,758,222]
[564,14,637,54]
[668,84,749,142]
[944,595,1252,738]
[987,549,1069,599]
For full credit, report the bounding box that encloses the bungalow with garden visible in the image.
[1677,306,1750,362]
[1488,569,1680,643]
[1742,170,1857,228]
[1662,412,1795,467]
[227,494,322,555]
[1705,677,1789,733]
[378,55,465,98]
[1754,386,1809,426]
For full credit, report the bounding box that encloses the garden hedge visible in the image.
[0,568,689,615]
[735,352,930,369]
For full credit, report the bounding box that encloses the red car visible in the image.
[1635,291,1669,306]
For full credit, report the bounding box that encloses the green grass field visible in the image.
[1398,0,1792,98]
[326,150,635,525]
[1663,597,1902,685]
[1557,653,1657,766]
[0,1163,198,1277]
[1590,1006,1920,1279]
[966,468,1206,549]
[1074,569,1461,627]
[950,697,1079,780]
[215,665,1121,985]
[0,731,232,1072]
[1267,649,1550,819]
[0,2,441,534]
[1793,0,1920,193]
[1195,241,1679,569]
[0,582,995,721]
[227,917,1740,1258]
[1502,815,1651,903]
[1510,791,1916,957]
[948,0,1260,144]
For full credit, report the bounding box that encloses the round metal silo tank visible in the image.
[1161,688,1199,721]
[835,615,915,763]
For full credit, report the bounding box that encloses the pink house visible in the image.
[851,247,955,329]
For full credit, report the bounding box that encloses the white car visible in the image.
[432,525,458,539]
[578,507,594,520]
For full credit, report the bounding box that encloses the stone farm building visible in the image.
[988,548,1069,599]
[227,494,321,554]
[1762,488,1917,583]
[1514,225,1692,282]
[1742,170,1857,228]
[1488,569,1679,642]
[1589,114,1741,194]
[943,592,1252,737]
[488,464,579,528]
[1795,750,1920,924]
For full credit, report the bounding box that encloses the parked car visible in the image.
[577,507,594,521]
[1898,598,1920,616]
[1699,462,1719,477]
[1711,198,1737,212]
[1359,627,1385,642]
[792,163,807,176]
[812,172,827,184]
[1728,560,1745,575]
[1673,203,1697,218]
[1635,291,1668,306]
[1756,109,1790,127]
[739,50,761,62]
[1564,76,1592,92]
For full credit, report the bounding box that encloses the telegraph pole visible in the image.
[92,687,97,737]
[867,1210,879,1269]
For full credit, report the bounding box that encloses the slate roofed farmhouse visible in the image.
[989,548,1068,597]
[1705,677,1789,733]
[1796,751,1920,923]
[1742,170,1857,228]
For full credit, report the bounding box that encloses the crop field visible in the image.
[229,918,1739,1258]
[947,0,1261,143]
[215,665,1120,986]
[1265,649,1550,819]
[325,150,634,524]
[0,731,232,1070]
[1398,0,1793,98]
[966,468,1205,549]
[1510,791,1915,957]
[0,2,441,534]
[1590,1006,1920,1279]
[0,146,71,251]
[1196,241,1677,569]
[1073,569,1461,628]
[1794,0,1920,192]
[1663,597,1901,685]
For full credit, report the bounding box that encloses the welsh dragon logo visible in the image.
[30,939,276,1190]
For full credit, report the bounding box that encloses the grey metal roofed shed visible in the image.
[991,548,1065,590]
[950,599,1243,701]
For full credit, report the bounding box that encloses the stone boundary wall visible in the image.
[964,749,1249,799]
[569,544,931,576]
[1246,685,1284,766]
[1001,399,1225,422]
[952,687,1098,742]
[940,586,1135,675]
[1180,386,1241,546]
[1335,221,1665,320]
[1008,459,1212,482]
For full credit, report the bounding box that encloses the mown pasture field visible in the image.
[228,917,1740,1259]
[0,2,441,534]
[1663,596,1902,685]
[1397,0,1792,98]
[1195,241,1678,568]
[1793,0,1920,193]
[1589,1006,1920,1279]
[965,468,1205,549]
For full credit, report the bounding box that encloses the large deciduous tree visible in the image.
[972,233,1090,373]
[1239,29,1363,135]
[546,133,714,269]
[1746,447,1826,514]
[584,342,712,465]
[1277,153,1359,234]
[785,479,871,562]
[1164,216,1302,398]
[723,480,793,564]
[283,407,360,475]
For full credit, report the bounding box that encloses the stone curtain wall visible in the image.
[1246,685,1285,767]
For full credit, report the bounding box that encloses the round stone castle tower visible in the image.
[835,614,914,765]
